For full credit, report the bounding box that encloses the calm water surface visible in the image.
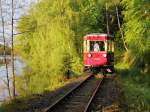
[0,56,25,104]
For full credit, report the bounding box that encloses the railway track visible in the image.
[87,78,120,112]
[45,74,104,112]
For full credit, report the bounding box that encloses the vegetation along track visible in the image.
[45,74,104,112]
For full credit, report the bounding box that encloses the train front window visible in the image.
[90,41,105,52]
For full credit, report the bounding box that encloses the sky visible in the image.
[0,0,39,45]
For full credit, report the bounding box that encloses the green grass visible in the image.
[0,95,41,112]
[117,72,150,111]
[0,74,82,112]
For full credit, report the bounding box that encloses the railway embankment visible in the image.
[116,70,150,111]
[2,70,149,112]
[0,73,123,112]
[0,74,91,112]
[1,75,124,112]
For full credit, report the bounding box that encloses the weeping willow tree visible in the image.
[15,0,105,94]
[122,0,150,73]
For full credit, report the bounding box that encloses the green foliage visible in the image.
[16,0,78,94]
[122,0,150,71]
[0,95,42,112]
[15,0,107,94]
[118,75,150,111]
[70,0,105,55]
[1,0,149,111]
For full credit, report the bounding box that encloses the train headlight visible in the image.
[103,54,107,57]
[88,54,92,58]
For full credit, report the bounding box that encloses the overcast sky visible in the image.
[0,0,39,45]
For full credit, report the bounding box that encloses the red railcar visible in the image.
[83,33,114,73]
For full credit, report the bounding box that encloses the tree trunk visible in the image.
[0,0,11,99]
[106,3,110,35]
[11,0,16,99]
[115,6,128,51]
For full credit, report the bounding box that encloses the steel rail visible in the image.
[44,74,93,112]
[45,75,104,112]
[84,77,103,112]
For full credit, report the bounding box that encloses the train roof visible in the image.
[84,33,114,41]
[85,33,113,37]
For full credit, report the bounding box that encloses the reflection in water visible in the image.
[0,56,25,103]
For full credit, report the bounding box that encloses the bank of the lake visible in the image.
[0,56,25,104]
[0,56,11,64]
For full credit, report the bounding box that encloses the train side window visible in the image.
[112,41,114,52]
[87,40,90,52]
[84,40,90,52]
[110,40,114,52]
[84,40,87,52]
[107,40,114,52]
[107,40,111,51]
[107,40,109,51]
[105,41,107,51]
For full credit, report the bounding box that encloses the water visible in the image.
[0,56,25,104]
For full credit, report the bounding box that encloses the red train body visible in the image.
[83,33,114,73]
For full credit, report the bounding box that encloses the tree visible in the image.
[15,0,133,94]
[16,0,82,94]
[11,0,16,99]
[122,0,150,71]
[0,0,11,99]
[15,0,108,94]
[0,0,37,99]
